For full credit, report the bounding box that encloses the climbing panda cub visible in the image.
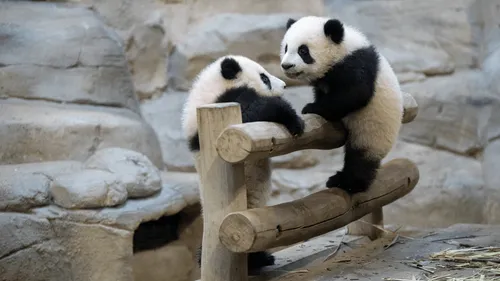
[181,55,305,272]
[280,16,404,195]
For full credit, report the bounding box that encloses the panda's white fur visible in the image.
[181,54,305,271]
[280,16,403,194]
[182,55,286,143]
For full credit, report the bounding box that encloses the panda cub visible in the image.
[280,16,404,195]
[181,55,305,271]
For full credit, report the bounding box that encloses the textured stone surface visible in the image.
[472,0,500,63]
[187,0,324,26]
[383,141,486,228]
[161,171,200,206]
[168,13,307,91]
[0,161,82,212]
[0,170,200,280]
[0,99,163,168]
[0,213,133,281]
[0,214,73,281]
[132,241,194,281]
[51,220,133,281]
[400,70,493,156]
[140,91,194,171]
[126,23,170,99]
[84,147,162,198]
[325,0,479,74]
[483,139,500,224]
[0,1,139,113]
[36,178,198,230]
[51,169,128,209]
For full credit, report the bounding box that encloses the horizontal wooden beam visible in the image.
[216,92,418,164]
[218,158,419,253]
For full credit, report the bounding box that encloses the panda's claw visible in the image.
[291,118,306,137]
[301,103,316,115]
[326,171,342,188]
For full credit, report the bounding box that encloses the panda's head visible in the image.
[193,55,287,99]
[280,16,370,81]
[182,55,286,140]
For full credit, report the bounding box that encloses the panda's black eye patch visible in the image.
[260,73,271,90]
[298,44,315,64]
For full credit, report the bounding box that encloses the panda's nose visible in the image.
[281,63,295,70]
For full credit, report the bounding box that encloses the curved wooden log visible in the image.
[218,158,419,253]
[216,92,418,164]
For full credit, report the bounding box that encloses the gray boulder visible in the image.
[168,13,307,91]
[84,147,162,198]
[0,1,139,113]
[0,99,163,168]
[0,161,82,212]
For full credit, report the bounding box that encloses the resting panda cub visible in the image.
[280,16,404,195]
[181,55,305,272]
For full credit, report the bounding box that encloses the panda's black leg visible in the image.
[196,246,275,273]
[327,144,380,195]
[248,251,275,275]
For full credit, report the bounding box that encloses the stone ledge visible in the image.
[0,99,163,168]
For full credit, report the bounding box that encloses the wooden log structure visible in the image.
[218,158,419,253]
[216,92,418,164]
[196,92,420,281]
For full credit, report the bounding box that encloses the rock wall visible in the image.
[75,0,326,98]
[138,0,500,228]
[0,2,201,281]
[0,2,163,167]
[1,0,500,281]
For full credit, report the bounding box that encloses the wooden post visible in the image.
[197,103,248,281]
[244,159,272,209]
[347,209,384,240]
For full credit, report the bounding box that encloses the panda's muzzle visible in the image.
[281,63,295,70]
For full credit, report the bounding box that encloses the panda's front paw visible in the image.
[287,117,305,137]
[301,103,317,115]
[326,171,342,188]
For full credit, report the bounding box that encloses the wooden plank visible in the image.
[218,158,419,253]
[196,103,248,281]
[216,92,418,164]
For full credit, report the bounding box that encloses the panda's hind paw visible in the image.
[248,251,275,272]
[326,172,342,188]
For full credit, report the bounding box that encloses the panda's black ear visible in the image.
[220,57,241,80]
[286,18,296,30]
[324,19,344,44]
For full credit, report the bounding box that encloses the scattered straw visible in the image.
[389,247,500,281]
[323,231,346,262]
[429,247,500,264]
